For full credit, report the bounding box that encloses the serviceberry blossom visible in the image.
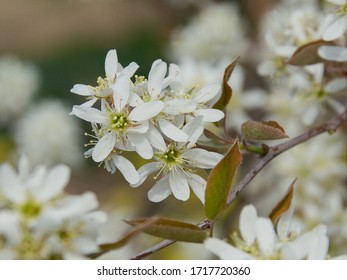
[205,204,346,260]
[70,49,139,108]
[0,155,106,259]
[70,49,226,197]
[132,117,223,203]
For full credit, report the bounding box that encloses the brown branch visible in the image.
[131,108,347,260]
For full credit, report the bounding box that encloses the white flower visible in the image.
[71,74,153,161]
[131,59,193,143]
[168,63,224,122]
[132,117,223,202]
[14,100,82,168]
[169,3,249,62]
[205,204,341,260]
[0,155,106,259]
[70,49,139,107]
[322,0,347,41]
[0,55,40,123]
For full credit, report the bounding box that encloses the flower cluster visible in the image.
[205,204,347,260]
[70,49,224,202]
[0,156,106,259]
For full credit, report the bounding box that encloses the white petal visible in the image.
[182,149,223,169]
[148,59,167,98]
[205,238,254,260]
[128,101,164,121]
[121,62,139,77]
[195,108,225,122]
[276,207,294,240]
[127,120,149,134]
[112,74,130,111]
[0,211,22,244]
[105,49,118,80]
[194,84,221,103]
[318,46,347,62]
[255,217,277,257]
[325,78,347,93]
[308,235,329,260]
[168,63,184,94]
[146,125,167,151]
[92,132,116,162]
[35,164,71,202]
[148,176,171,202]
[182,116,204,148]
[322,17,347,41]
[163,99,196,115]
[80,98,98,108]
[71,84,92,96]
[0,164,24,203]
[239,205,257,246]
[70,105,107,123]
[113,155,140,185]
[131,162,160,188]
[169,170,190,201]
[128,133,153,159]
[158,119,188,142]
[187,173,206,203]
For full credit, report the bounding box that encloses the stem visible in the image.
[131,109,347,260]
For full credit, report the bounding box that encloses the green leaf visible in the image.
[241,120,288,141]
[213,57,239,111]
[269,179,296,223]
[205,140,242,221]
[287,40,334,66]
[125,217,208,243]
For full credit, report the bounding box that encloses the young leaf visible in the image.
[205,140,242,221]
[269,179,296,223]
[125,217,208,243]
[213,57,240,111]
[287,40,334,66]
[241,120,288,141]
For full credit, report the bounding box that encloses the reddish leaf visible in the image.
[287,40,334,66]
[205,140,242,221]
[213,57,239,110]
[125,217,208,243]
[241,120,288,141]
[269,179,296,223]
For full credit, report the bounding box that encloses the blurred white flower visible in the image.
[169,3,249,63]
[0,155,106,259]
[0,55,40,124]
[258,2,325,77]
[14,100,82,168]
[205,204,345,259]
[322,0,347,41]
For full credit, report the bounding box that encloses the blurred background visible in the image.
[1,0,346,259]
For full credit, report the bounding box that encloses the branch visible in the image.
[131,108,347,260]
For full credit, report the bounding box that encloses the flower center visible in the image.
[336,4,347,16]
[110,113,129,132]
[19,199,42,219]
[157,144,184,172]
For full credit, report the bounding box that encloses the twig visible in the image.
[131,109,347,260]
